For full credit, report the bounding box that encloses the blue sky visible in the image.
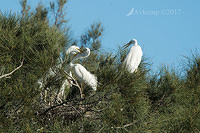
[1,0,200,71]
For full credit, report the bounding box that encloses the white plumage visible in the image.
[123,39,143,73]
[72,64,97,91]
[70,47,97,91]
[66,45,81,55]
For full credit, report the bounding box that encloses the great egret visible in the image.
[123,39,143,73]
[70,47,97,91]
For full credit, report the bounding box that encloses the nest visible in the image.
[38,94,99,123]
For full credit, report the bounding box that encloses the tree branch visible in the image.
[64,70,84,99]
[0,58,24,79]
[39,97,85,116]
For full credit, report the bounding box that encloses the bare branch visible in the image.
[115,122,137,131]
[64,70,84,98]
[0,58,24,79]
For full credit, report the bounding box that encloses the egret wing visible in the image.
[123,45,143,73]
[74,64,97,90]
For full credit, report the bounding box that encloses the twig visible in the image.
[39,98,85,115]
[195,128,200,133]
[115,122,136,131]
[0,58,24,79]
[39,95,102,116]
[64,70,84,99]
[63,104,82,116]
[157,92,166,107]
[39,88,101,116]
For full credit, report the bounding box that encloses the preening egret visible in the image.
[66,45,81,55]
[123,39,143,73]
[70,47,97,91]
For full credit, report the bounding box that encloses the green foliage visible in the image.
[20,0,30,17]
[50,0,68,28]
[0,2,67,130]
[81,22,103,51]
[0,1,200,132]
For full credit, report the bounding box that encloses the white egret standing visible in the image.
[123,39,143,73]
[70,47,97,91]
